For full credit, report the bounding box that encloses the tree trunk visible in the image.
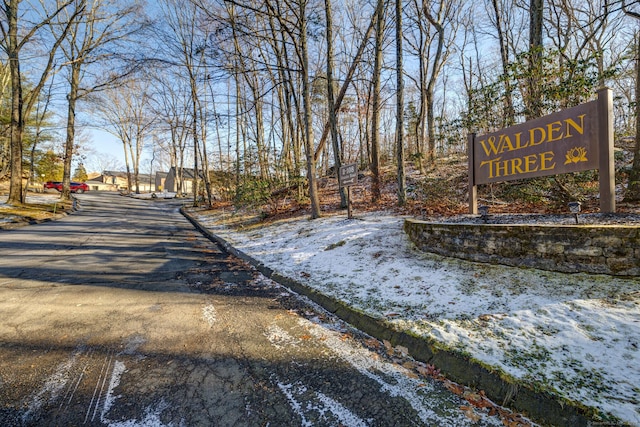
[370,0,384,202]
[423,4,446,163]
[625,30,640,201]
[527,0,544,120]
[7,0,24,205]
[300,0,321,218]
[491,0,515,127]
[62,62,81,201]
[396,0,406,206]
[313,10,378,163]
[324,0,347,208]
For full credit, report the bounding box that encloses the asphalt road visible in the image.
[0,192,505,426]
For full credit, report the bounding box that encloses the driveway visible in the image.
[0,192,503,426]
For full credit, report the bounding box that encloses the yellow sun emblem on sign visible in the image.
[564,147,588,165]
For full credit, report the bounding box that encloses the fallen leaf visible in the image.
[396,345,409,356]
[444,380,464,395]
[416,363,441,378]
[402,361,415,370]
[460,405,481,422]
[463,390,493,409]
[364,338,381,349]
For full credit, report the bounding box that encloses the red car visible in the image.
[44,181,89,194]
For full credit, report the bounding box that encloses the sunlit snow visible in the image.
[196,210,640,425]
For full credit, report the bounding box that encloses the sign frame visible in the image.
[339,163,358,188]
[339,163,358,219]
[468,87,615,214]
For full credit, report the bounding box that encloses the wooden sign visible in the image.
[469,87,614,213]
[339,163,358,187]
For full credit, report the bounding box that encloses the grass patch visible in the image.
[0,201,73,224]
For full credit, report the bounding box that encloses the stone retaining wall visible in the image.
[404,219,640,276]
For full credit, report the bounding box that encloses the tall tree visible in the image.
[370,0,385,202]
[0,0,81,205]
[527,0,544,119]
[490,0,515,126]
[324,0,347,208]
[299,0,321,218]
[623,4,640,201]
[395,0,406,206]
[422,0,454,162]
[56,0,145,201]
[94,79,154,194]
[158,0,207,206]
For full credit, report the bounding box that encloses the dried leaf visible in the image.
[416,363,441,378]
[402,361,415,370]
[396,345,409,356]
[463,390,493,409]
[444,380,464,395]
[364,338,381,349]
[460,405,481,422]
[340,333,352,341]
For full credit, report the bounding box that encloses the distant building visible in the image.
[164,167,202,194]
[90,171,155,192]
[155,171,168,192]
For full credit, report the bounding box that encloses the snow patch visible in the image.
[101,360,127,421]
[196,210,640,424]
[202,304,217,326]
[276,380,368,427]
[265,324,299,349]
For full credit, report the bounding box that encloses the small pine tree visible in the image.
[72,163,88,182]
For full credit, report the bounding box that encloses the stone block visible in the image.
[564,246,603,257]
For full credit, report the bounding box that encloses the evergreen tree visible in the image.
[72,163,88,182]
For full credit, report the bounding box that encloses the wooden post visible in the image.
[468,133,477,214]
[597,87,615,213]
[347,186,353,219]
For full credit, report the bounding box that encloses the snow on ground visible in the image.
[0,193,62,223]
[194,210,640,425]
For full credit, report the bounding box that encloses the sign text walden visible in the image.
[467,87,615,213]
[473,101,598,185]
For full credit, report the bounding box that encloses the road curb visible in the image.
[182,208,605,427]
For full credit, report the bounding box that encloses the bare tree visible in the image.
[150,71,191,195]
[527,0,544,119]
[157,0,209,206]
[623,3,640,201]
[422,0,457,162]
[370,0,385,202]
[490,0,516,126]
[395,0,406,206]
[93,79,155,193]
[55,0,145,200]
[0,0,81,205]
[324,0,347,208]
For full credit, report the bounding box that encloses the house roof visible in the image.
[168,166,203,180]
[102,171,155,183]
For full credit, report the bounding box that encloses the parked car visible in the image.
[44,181,89,194]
